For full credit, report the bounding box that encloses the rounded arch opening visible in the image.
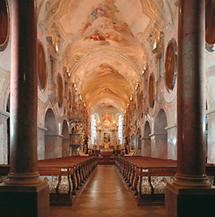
[44,109,57,159]
[62,120,69,157]
[154,109,168,159]
[143,121,151,157]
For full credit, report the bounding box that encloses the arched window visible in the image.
[118,113,123,144]
[91,114,97,144]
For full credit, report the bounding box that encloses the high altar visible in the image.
[94,112,119,149]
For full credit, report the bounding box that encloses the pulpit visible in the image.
[69,133,82,155]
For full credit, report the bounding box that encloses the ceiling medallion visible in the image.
[0,0,9,51]
[165,39,177,91]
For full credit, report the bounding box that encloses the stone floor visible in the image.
[50,165,167,217]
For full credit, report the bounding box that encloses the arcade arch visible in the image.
[143,121,151,157]
[154,109,168,159]
[44,109,58,159]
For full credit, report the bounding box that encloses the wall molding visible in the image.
[165,124,177,130]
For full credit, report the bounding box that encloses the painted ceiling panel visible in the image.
[38,0,172,115]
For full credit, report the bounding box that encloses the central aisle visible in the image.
[50,165,167,217]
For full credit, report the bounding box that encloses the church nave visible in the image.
[1,0,215,217]
[50,165,166,217]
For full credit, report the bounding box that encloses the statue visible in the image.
[83,135,89,154]
[125,137,129,154]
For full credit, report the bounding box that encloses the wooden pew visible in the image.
[37,156,97,205]
[115,156,215,206]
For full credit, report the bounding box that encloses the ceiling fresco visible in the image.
[37,0,176,115]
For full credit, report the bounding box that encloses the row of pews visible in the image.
[115,156,215,206]
[38,156,98,205]
[1,155,215,207]
[0,156,98,205]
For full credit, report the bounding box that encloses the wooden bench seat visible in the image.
[115,156,215,206]
[37,156,97,205]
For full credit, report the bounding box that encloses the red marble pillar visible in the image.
[165,1,215,216]
[0,1,49,217]
[6,0,40,186]
[174,0,209,187]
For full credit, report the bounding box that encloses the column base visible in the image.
[0,182,49,217]
[165,183,215,217]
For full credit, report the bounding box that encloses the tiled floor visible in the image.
[50,165,167,217]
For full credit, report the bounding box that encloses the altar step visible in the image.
[98,156,115,165]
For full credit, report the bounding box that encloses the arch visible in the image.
[89,96,125,114]
[154,109,168,159]
[62,120,69,157]
[44,108,57,159]
[69,48,141,113]
[70,47,141,87]
[143,121,151,157]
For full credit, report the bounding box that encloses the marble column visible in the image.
[174,0,208,185]
[0,1,49,217]
[166,1,215,216]
[7,0,40,185]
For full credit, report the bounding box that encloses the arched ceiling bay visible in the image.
[37,0,175,113]
[80,63,131,112]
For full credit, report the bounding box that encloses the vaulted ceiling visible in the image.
[37,0,176,115]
